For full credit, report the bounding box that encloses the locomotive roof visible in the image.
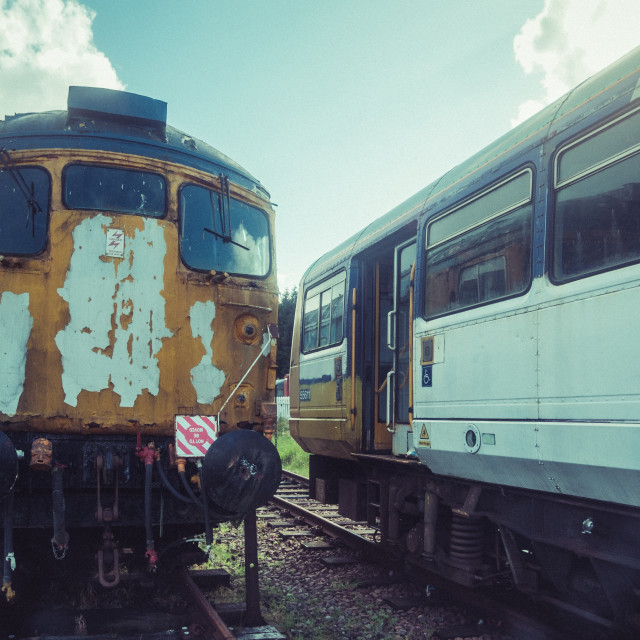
[0,86,269,199]
[303,45,640,285]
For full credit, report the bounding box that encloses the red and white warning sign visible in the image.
[175,415,218,457]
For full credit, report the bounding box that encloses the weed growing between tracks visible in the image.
[192,422,445,638]
[274,418,309,477]
[197,520,438,640]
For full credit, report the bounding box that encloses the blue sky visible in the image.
[1,0,639,291]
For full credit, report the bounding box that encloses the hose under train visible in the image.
[51,465,69,558]
[2,486,15,599]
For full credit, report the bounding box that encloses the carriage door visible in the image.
[373,239,416,454]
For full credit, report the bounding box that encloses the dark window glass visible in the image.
[428,171,531,245]
[426,205,533,317]
[557,110,640,185]
[553,109,640,283]
[425,171,533,318]
[302,277,345,352]
[64,164,166,216]
[319,292,331,347]
[180,184,269,276]
[330,283,344,344]
[0,166,49,255]
[303,293,320,352]
[553,155,640,281]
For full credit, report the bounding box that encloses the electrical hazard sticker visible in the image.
[106,228,125,258]
[175,415,218,457]
[418,423,431,448]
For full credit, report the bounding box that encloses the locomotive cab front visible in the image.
[0,86,281,598]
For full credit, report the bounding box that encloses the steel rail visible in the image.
[179,568,236,640]
[272,471,582,640]
[271,473,390,565]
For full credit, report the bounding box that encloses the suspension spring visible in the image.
[449,513,484,568]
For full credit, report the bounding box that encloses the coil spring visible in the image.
[449,514,484,566]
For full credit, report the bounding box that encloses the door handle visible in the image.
[386,370,395,433]
[387,309,397,351]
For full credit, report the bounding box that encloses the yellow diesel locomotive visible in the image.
[0,87,280,599]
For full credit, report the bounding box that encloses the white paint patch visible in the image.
[55,215,172,407]
[189,300,225,404]
[0,292,33,416]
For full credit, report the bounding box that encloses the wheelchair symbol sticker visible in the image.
[422,365,432,387]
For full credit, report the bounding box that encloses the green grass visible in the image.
[274,417,309,477]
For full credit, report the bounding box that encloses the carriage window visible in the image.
[180,183,270,277]
[330,283,345,344]
[425,170,533,318]
[553,110,640,282]
[556,109,640,186]
[303,275,345,352]
[0,166,49,255]
[64,165,166,216]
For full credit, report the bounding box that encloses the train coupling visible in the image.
[97,527,120,588]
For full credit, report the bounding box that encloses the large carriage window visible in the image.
[64,165,166,216]
[303,275,345,352]
[553,109,640,282]
[180,183,269,277]
[425,170,533,318]
[0,166,49,255]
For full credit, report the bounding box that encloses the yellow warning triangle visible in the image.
[420,425,429,440]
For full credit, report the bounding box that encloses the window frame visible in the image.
[424,167,534,319]
[178,181,272,278]
[0,164,51,257]
[62,162,167,217]
[551,106,640,284]
[302,271,346,354]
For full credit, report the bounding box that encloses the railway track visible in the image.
[0,530,285,640]
[2,471,624,639]
[270,470,620,640]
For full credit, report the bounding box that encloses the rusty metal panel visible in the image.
[0,150,278,437]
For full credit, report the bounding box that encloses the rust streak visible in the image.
[120,300,133,331]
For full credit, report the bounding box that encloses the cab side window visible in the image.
[0,165,50,255]
[303,276,345,352]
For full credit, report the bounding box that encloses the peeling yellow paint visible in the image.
[1,148,278,436]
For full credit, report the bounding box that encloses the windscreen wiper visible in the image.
[203,174,249,251]
[0,147,43,237]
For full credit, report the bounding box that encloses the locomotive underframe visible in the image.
[0,431,206,530]
[308,453,640,630]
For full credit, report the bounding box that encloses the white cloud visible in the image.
[0,0,123,117]
[512,0,640,124]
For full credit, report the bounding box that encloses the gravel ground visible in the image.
[208,511,506,640]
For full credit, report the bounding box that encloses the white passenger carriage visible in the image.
[290,47,640,631]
